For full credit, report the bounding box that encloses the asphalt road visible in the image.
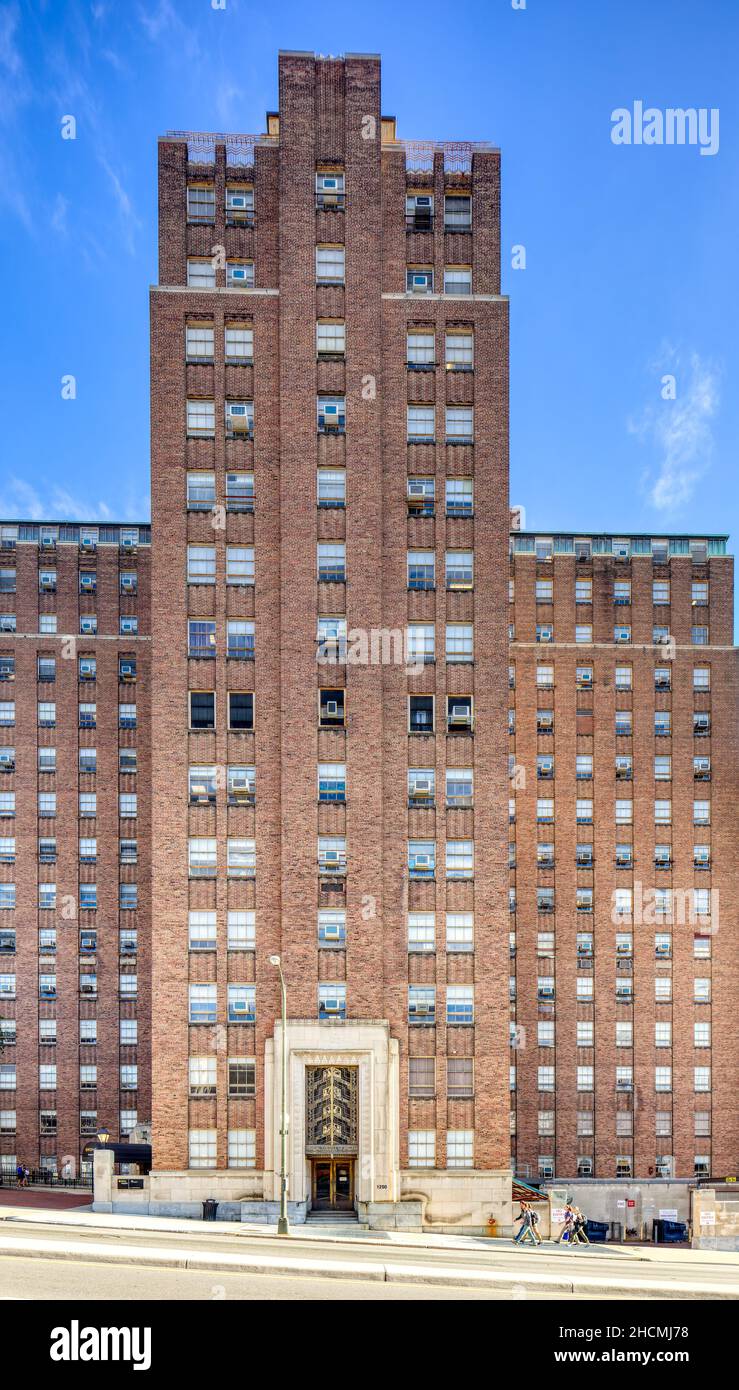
[0,1254,617,1300]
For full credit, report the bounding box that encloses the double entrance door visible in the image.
[311,1159,354,1211]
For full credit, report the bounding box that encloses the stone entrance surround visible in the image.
[95,1019,513,1230]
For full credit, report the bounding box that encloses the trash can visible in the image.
[586,1219,609,1243]
[202,1199,219,1221]
[610,1220,623,1243]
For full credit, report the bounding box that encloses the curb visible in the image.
[0,1235,734,1299]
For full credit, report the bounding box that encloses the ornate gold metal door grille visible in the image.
[305,1066,358,1157]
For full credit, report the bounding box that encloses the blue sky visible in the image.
[0,0,736,546]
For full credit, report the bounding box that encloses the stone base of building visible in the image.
[94,1151,513,1232]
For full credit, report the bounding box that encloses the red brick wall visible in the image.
[0,530,151,1174]
[149,52,511,1176]
[509,548,737,1179]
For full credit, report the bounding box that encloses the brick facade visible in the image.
[509,536,737,1180]
[149,51,511,1187]
[0,522,151,1177]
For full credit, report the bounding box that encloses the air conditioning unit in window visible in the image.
[0,753,14,770]
[322,922,342,942]
[319,850,343,872]
[40,536,56,550]
[615,628,630,643]
[324,700,340,718]
[322,997,342,1013]
[410,1001,430,1016]
[411,778,433,798]
[39,576,56,591]
[79,574,96,592]
[577,943,593,956]
[229,265,251,282]
[80,537,96,552]
[412,854,433,871]
[230,775,253,801]
[119,663,135,682]
[227,407,252,433]
[120,575,136,591]
[230,999,250,1016]
[538,759,554,776]
[411,274,431,292]
[322,406,341,430]
[80,619,96,634]
[694,758,711,776]
[449,705,472,726]
[408,481,430,498]
[120,536,137,549]
[616,943,632,956]
[655,943,671,958]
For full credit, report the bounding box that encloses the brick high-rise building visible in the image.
[0,520,151,1179]
[148,50,512,1225]
[509,530,737,1194]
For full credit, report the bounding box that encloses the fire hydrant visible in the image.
[487,1215,498,1238]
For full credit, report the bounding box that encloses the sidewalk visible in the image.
[0,1200,736,1264]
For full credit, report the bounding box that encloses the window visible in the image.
[445,912,473,954]
[318,543,346,583]
[189,1129,216,1169]
[406,191,434,229]
[226,473,254,513]
[445,330,474,368]
[407,551,435,590]
[576,754,593,780]
[577,1067,594,1092]
[538,1067,555,1091]
[446,841,473,879]
[691,625,709,645]
[228,984,256,1022]
[408,768,434,805]
[316,321,345,356]
[693,667,710,690]
[228,911,255,951]
[694,978,710,1003]
[655,799,672,825]
[407,405,434,441]
[225,324,254,363]
[226,184,254,224]
[405,695,434,736]
[226,260,255,289]
[538,1022,555,1048]
[446,406,473,442]
[227,1129,257,1170]
[446,624,473,664]
[317,396,346,432]
[406,266,433,293]
[654,755,672,781]
[318,837,346,875]
[407,624,435,665]
[225,400,254,436]
[616,1021,633,1047]
[447,985,474,1026]
[226,843,256,882]
[536,665,554,689]
[316,245,345,284]
[188,621,216,660]
[446,551,473,589]
[318,910,346,948]
[189,838,216,878]
[409,985,435,1022]
[444,195,471,230]
[227,621,255,660]
[446,769,473,809]
[443,266,471,295]
[408,841,435,876]
[446,478,473,516]
[536,579,554,602]
[409,1057,435,1098]
[316,170,344,206]
[318,983,345,1020]
[228,692,253,731]
[187,545,216,584]
[407,476,434,515]
[317,468,345,508]
[185,323,215,363]
[575,578,592,603]
[318,764,346,803]
[408,1131,435,1168]
[693,800,710,826]
[655,1067,672,1092]
[186,399,215,437]
[187,184,215,223]
[186,472,216,510]
[447,1130,473,1168]
[228,1058,256,1099]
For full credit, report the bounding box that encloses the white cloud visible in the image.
[628,350,720,514]
[0,476,125,522]
[50,192,68,234]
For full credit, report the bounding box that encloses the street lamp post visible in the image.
[269,955,289,1235]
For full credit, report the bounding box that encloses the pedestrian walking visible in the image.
[16,1162,23,1188]
[572,1205,590,1244]
[22,1165,30,1188]
[514,1201,542,1246]
[556,1203,576,1245]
